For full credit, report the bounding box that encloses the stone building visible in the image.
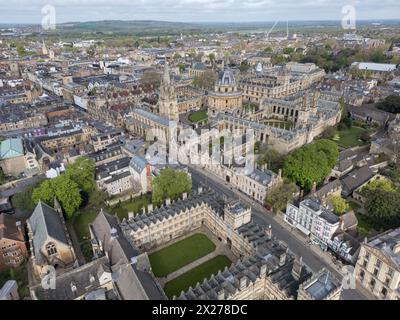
[119,190,342,300]
[0,214,28,271]
[158,64,179,122]
[27,201,77,278]
[355,228,400,300]
[208,68,242,116]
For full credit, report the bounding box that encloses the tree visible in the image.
[32,176,82,219]
[264,182,299,213]
[173,52,182,60]
[192,70,216,90]
[140,71,162,87]
[239,60,251,72]
[65,157,96,194]
[54,175,82,219]
[264,47,273,53]
[283,47,295,55]
[364,189,400,225]
[32,180,56,206]
[257,147,284,173]
[11,185,36,213]
[329,196,350,215]
[283,139,338,191]
[362,179,396,193]
[152,168,192,206]
[377,95,400,114]
[208,53,216,62]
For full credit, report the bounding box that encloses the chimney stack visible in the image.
[165,198,171,206]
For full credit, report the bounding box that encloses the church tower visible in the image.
[42,39,49,56]
[158,64,179,122]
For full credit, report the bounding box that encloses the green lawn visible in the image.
[149,233,216,277]
[355,212,389,237]
[265,120,294,130]
[163,255,232,299]
[331,126,374,149]
[109,194,152,220]
[0,264,29,299]
[189,111,208,123]
[73,211,99,241]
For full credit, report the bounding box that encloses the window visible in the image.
[359,270,365,281]
[381,287,387,298]
[46,242,57,256]
[375,259,382,268]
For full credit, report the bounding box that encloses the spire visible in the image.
[162,63,171,86]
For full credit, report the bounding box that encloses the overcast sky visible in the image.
[0,0,399,24]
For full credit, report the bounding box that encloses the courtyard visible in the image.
[148,233,216,277]
[189,110,208,123]
[331,126,375,149]
[147,229,236,298]
[163,255,232,299]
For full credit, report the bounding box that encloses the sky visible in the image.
[0,0,399,24]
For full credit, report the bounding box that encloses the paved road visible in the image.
[189,165,373,300]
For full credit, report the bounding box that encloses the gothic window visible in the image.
[46,242,57,256]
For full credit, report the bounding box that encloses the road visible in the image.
[188,165,374,300]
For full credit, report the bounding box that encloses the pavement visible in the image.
[188,164,375,300]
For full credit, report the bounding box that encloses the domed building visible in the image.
[208,68,242,116]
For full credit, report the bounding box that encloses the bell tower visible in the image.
[158,64,179,122]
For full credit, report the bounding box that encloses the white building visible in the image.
[284,198,340,250]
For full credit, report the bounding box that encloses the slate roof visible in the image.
[129,155,147,174]
[30,255,116,300]
[28,201,69,258]
[90,210,166,300]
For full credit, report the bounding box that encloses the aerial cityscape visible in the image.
[1,0,400,304]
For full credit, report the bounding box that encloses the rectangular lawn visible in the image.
[332,126,374,149]
[109,194,152,220]
[163,255,232,299]
[149,233,216,277]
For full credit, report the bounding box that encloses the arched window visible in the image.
[46,242,57,256]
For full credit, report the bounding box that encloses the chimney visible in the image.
[291,256,303,281]
[198,187,203,194]
[128,212,134,219]
[182,192,188,200]
[165,198,171,206]
[217,289,225,300]
[142,207,146,214]
[311,181,317,194]
[147,204,154,212]
[239,276,247,289]
[260,264,267,277]
[16,221,22,234]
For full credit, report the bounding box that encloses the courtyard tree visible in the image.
[65,157,96,194]
[377,95,400,114]
[283,139,338,191]
[32,176,82,219]
[329,195,350,215]
[257,147,284,174]
[364,189,400,226]
[11,184,37,213]
[152,168,192,206]
[264,182,299,213]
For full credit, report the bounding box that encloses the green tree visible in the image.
[362,179,396,193]
[65,157,96,193]
[32,176,82,219]
[173,52,182,60]
[192,70,216,90]
[264,47,273,53]
[283,139,338,191]
[364,189,400,225]
[54,175,82,219]
[208,53,216,62]
[283,47,295,55]
[152,168,192,206]
[257,147,284,173]
[32,180,56,206]
[377,95,400,114]
[239,60,251,72]
[264,182,299,213]
[329,196,350,215]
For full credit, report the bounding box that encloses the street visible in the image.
[188,165,373,300]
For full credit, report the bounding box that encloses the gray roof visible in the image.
[90,211,166,300]
[302,270,340,300]
[28,201,69,258]
[131,108,170,126]
[30,255,115,300]
[130,155,147,174]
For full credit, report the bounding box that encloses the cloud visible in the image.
[0,0,399,23]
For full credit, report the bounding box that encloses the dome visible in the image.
[218,68,236,86]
